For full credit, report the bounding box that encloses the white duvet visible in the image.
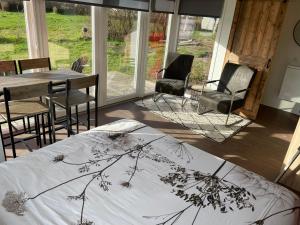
[0,119,299,225]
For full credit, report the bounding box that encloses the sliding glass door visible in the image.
[106,8,138,100]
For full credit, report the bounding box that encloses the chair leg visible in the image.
[153,93,163,102]
[66,107,71,137]
[181,96,187,107]
[34,116,39,146]
[87,102,90,130]
[27,117,31,133]
[225,112,231,126]
[50,103,56,143]
[76,105,79,134]
[47,112,52,144]
[22,118,26,133]
[7,119,16,158]
[53,104,57,121]
[36,115,42,148]
[225,100,234,126]
[41,114,46,144]
[95,100,98,127]
[0,124,6,161]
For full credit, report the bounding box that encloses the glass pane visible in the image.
[46,2,92,74]
[177,15,219,85]
[146,12,168,93]
[0,0,28,60]
[107,8,138,99]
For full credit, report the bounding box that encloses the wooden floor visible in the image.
[5,102,298,183]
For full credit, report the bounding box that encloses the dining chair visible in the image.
[1,82,52,158]
[18,57,52,135]
[0,60,27,159]
[49,74,99,138]
[18,57,51,74]
[71,57,88,73]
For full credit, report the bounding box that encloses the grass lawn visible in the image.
[0,11,28,60]
[46,12,92,73]
[177,31,216,84]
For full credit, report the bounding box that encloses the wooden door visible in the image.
[224,0,288,119]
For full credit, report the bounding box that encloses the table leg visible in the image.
[0,127,5,162]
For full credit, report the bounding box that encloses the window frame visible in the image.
[21,0,236,106]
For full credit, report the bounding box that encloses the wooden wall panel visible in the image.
[224,0,288,119]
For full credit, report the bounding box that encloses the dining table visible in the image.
[0,69,87,162]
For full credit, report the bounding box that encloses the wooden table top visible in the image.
[0,70,86,95]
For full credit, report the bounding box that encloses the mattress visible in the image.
[0,119,299,225]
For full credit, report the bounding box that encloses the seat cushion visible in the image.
[52,90,95,107]
[0,100,49,121]
[155,79,185,96]
[198,91,245,114]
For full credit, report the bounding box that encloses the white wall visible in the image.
[262,0,300,115]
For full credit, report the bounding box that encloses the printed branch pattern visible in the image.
[249,206,300,225]
[2,125,169,225]
[144,161,256,225]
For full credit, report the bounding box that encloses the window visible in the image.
[0,0,28,60]
[146,12,168,93]
[107,8,138,99]
[177,15,219,85]
[45,2,92,74]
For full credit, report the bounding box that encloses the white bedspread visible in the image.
[0,119,299,225]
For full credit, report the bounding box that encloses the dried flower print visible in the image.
[2,191,27,216]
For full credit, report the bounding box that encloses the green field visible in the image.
[0,11,215,83]
[0,11,28,60]
[0,11,133,75]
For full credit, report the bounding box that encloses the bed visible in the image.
[0,119,299,225]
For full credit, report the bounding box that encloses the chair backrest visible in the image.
[18,57,51,74]
[3,82,49,101]
[164,54,194,81]
[71,57,88,73]
[217,63,256,99]
[0,60,18,76]
[67,74,99,91]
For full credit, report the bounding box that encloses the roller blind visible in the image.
[178,0,224,18]
[152,0,175,13]
[48,0,150,11]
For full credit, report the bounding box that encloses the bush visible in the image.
[0,1,24,12]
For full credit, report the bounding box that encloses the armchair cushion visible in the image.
[198,91,244,114]
[155,79,185,96]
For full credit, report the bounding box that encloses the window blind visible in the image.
[48,0,150,11]
[178,0,224,18]
[151,0,175,14]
